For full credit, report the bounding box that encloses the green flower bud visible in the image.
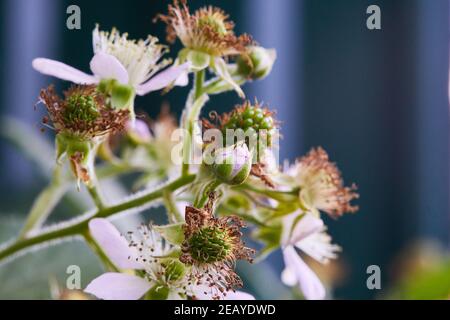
[237,46,277,80]
[211,143,252,185]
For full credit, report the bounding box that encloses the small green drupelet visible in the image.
[188,226,233,264]
[64,94,100,124]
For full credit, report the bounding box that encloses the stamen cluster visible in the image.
[39,85,129,140]
[295,147,359,218]
[156,0,253,57]
[180,196,255,297]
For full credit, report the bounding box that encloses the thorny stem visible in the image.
[18,161,149,241]
[0,174,195,264]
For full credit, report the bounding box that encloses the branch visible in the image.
[0,174,195,264]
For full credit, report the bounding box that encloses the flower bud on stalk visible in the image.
[211,143,252,186]
[192,143,252,208]
[237,46,277,80]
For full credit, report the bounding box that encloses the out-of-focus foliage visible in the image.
[385,241,450,300]
[0,217,102,299]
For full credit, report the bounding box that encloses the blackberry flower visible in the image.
[180,196,254,298]
[33,25,190,119]
[40,85,129,141]
[157,0,252,57]
[293,147,359,218]
[156,0,254,97]
[84,218,254,300]
[39,85,129,184]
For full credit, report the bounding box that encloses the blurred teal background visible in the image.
[0,0,449,299]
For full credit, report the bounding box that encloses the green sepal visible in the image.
[98,78,135,110]
[179,48,210,71]
[111,83,135,110]
[55,133,91,164]
[154,223,185,246]
[145,284,170,300]
[253,222,282,262]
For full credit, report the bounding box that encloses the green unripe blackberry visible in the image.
[211,143,252,185]
[221,102,276,150]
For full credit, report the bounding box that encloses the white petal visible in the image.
[192,284,255,300]
[32,58,97,84]
[167,292,184,300]
[135,62,191,96]
[224,291,255,300]
[296,232,341,264]
[283,213,324,246]
[89,52,129,84]
[283,246,326,300]
[213,57,245,98]
[85,273,151,300]
[281,267,297,287]
[88,218,143,270]
[126,119,152,142]
[191,284,214,300]
[174,71,189,86]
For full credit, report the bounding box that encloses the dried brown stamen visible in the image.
[155,0,253,57]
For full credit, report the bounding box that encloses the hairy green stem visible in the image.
[87,184,105,210]
[193,180,221,208]
[163,190,183,223]
[194,69,205,100]
[0,174,195,264]
[182,70,207,177]
[236,183,299,202]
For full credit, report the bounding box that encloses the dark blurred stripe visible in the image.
[1,0,61,187]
